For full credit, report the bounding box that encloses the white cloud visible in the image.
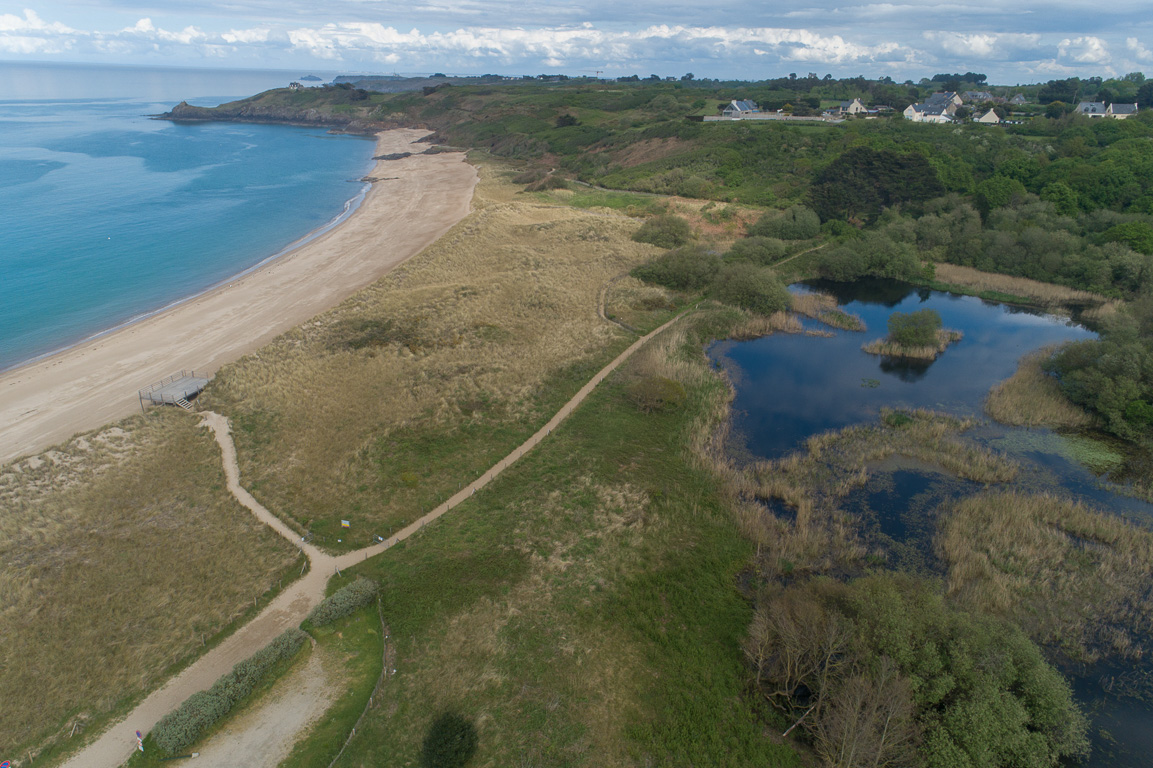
[0,9,75,34]
[1058,36,1111,65]
[222,27,270,44]
[1126,37,1153,62]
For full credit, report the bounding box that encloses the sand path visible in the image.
[0,128,478,467]
[58,303,688,767]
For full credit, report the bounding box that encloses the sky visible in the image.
[2,1,1152,84]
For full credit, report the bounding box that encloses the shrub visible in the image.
[307,577,379,627]
[749,205,821,240]
[710,263,792,316]
[627,376,688,413]
[152,628,307,754]
[631,245,721,290]
[724,236,787,265]
[887,309,942,347]
[421,712,479,768]
[631,214,692,248]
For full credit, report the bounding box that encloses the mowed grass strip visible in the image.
[205,161,663,550]
[0,410,299,761]
[326,314,800,767]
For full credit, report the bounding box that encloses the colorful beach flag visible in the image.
[3,759,12,767]
[136,730,144,752]
[341,520,350,528]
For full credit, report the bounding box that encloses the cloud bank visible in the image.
[2,4,1151,81]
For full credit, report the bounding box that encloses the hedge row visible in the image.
[152,628,308,754]
[307,578,380,627]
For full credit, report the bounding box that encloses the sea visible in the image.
[0,61,379,372]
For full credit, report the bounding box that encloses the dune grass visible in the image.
[938,490,1153,662]
[986,346,1098,429]
[204,160,664,551]
[0,410,300,762]
[318,315,800,767]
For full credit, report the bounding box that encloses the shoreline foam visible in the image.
[0,128,478,465]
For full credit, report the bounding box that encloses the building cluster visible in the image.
[712,91,1141,127]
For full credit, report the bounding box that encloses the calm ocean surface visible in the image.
[0,62,377,371]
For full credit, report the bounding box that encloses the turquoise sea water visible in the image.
[0,62,377,371]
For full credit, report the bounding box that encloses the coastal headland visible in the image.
[0,128,478,465]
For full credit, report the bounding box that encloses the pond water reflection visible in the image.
[709,277,1152,768]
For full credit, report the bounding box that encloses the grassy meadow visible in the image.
[204,158,669,551]
[0,410,300,762]
[320,313,803,767]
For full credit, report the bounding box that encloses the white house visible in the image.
[838,98,867,116]
[722,99,760,118]
[1076,101,1108,117]
[904,103,954,123]
[1107,103,1138,119]
[975,109,1001,124]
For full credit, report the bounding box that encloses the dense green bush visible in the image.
[748,205,821,240]
[746,574,1088,768]
[421,712,479,768]
[887,309,942,347]
[816,232,924,282]
[307,577,379,627]
[710,263,791,316]
[631,245,721,290]
[724,236,787,265]
[152,628,308,754]
[631,214,692,248]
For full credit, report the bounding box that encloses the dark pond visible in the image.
[709,277,1153,768]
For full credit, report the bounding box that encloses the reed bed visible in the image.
[931,263,1110,309]
[0,411,299,759]
[862,329,963,361]
[986,347,1098,428]
[791,291,866,331]
[204,161,664,546]
[735,410,1016,579]
[938,490,1153,662]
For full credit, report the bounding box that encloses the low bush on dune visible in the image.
[152,628,308,754]
[307,578,380,627]
[631,245,720,290]
[631,213,692,249]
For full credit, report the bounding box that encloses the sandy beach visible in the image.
[0,128,478,465]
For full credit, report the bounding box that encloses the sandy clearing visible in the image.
[0,128,478,466]
[190,649,338,768]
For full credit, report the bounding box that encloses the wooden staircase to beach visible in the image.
[175,398,194,411]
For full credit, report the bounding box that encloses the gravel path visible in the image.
[58,310,687,768]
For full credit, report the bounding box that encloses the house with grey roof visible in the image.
[1009,94,1028,105]
[836,98,867,116]
[1107,103,1138,119]
[722,99,760,118]
[904,102,954,123]
[963,91,998,103]
[1076,101,1108,117]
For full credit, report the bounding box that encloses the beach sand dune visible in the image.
[0,129,477,466]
